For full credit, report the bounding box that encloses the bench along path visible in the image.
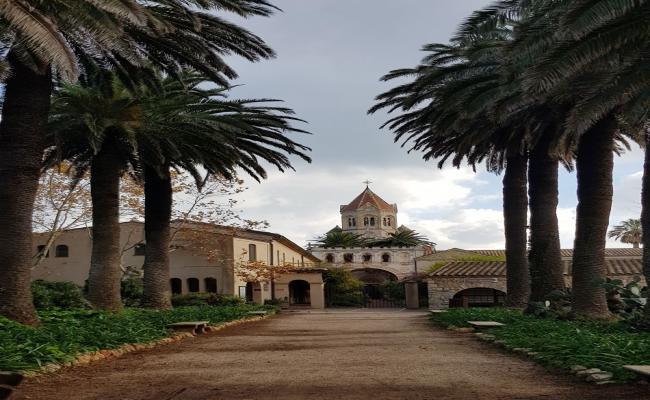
[17,310,648,400]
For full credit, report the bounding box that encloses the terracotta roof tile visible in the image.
[433,248,643,258]
[341,187,395,212]
[431,258,643,277]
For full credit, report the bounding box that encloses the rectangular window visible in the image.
[248,244,257,261]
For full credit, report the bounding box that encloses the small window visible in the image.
[36,245,50,258]
[364,217,369,226]
[383,217,387,226]
[325,253,334,263]
[370,217,375,226]
[134,243,146,256]
[187,278,199,293]
[55,245,69,258]
[248,244,257,262]
[343,253,353,263]
[363,254,372,262]
[387,217,392,227]
[205,277,217,293]
[170,278,182,294]
[382,253,390,263]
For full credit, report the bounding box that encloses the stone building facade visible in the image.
[32,221,326,308]
[310,186,434,282]
[421,248,646,309]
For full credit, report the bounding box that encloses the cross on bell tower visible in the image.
[362,179,372,188]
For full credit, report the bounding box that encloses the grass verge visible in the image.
[0,304,274,372]
[431,308,650,381]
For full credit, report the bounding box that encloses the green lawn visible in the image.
[0,305,274,372]
[431,308,650,381]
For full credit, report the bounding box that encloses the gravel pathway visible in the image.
[17,310,648,399]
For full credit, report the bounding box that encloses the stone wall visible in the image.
[427,276,507,310]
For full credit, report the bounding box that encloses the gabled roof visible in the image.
[340,187,395,213]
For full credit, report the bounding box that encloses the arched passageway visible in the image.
[289,280,311,305]
[450,288,506,308]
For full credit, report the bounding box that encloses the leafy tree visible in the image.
[608,219,642,249]
[0,0,279,324]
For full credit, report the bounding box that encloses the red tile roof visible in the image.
[432,248,643,258]
[340,187,395,212]
[430,258,643,277]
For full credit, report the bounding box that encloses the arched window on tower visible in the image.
[348,217,356,227]
[387,217,392,226]
[370,217,375,226]
[382,217,387,227]
[363,217,369,226]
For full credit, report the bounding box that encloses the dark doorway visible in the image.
[170,278,182,295]
[245,282,254,302]
[289,280,311,305]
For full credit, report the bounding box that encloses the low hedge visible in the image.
[431,308,650,381]
[0,304,274,372]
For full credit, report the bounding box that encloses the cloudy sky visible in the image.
[222,0,643,250]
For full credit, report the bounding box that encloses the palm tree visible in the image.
[315,230,369,248]
[49,72,311,309]
[0,0,279,323]
[608,219,642,248]
[136,75,310,308]
[369,226,432,248]
[369,35,545,309]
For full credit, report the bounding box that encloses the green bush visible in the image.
[31,280,87,310]
[171,293,244,307]
[381,280,405,301]
[431,308,650,381]
[324,268,364,307]
[121,276,143,307]
[0,304,273,372]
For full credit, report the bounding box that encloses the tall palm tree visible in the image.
[608,219,642,248]
[369,34,552,309]
[49,72,311,309]
[136,75,311,308]
[0,0,278,323]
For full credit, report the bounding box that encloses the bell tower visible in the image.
[339,183,397,239]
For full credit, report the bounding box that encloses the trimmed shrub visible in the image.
[324,268,364,307]
[171,293,244,307]
[31,280,87,310]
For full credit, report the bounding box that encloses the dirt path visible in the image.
[17,310,648,400]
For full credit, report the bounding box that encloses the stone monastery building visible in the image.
[310,186,434,285]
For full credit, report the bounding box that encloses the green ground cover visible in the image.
[0,305,274,372]
[432,308,650,381]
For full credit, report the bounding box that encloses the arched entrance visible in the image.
[289,280,311,305]
[450,288,506,308]
[350,268,404,308]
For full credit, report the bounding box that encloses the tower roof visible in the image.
[340,187,395,213]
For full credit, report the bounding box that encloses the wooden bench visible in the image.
[167,321,209,335]
[467,321,505,328]
[0,372,23,400]
[623,365,650,378]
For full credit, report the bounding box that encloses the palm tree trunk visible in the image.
[527,134,565,303]
[87,140,123,311]
[571,116,616,319]
[640,127,650,329]
[142,165,173,309]
[0,51,52,325]
[503,148,529,308]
